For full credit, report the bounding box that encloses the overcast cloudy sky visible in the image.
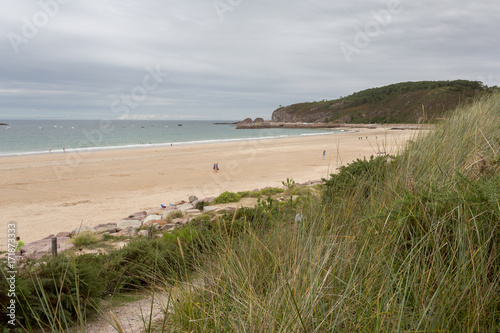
[1,0,499,120]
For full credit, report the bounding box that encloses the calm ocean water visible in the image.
[0,119,348,157]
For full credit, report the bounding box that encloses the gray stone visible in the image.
[117,219,142,229]
[115,226,136,237]
[172,218,188,225]
[186,209,201,215]
[123,211,147,222]
[42,234,55,239]
[22,237,74,260]
[144,215,162,224]
[161,224,177,230]
[56,231,71,238]
[178,203,194,212]
[203,206,219,212]
[189,195,198,203]
[202,196,215,202]
[137,230,149,237]
[93,223,118,233]
[71,225,93,235]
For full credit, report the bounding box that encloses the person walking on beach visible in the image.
[16,236,26,255]
[213,163,216,172]
[323,150,326,159]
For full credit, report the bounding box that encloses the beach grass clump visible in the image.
[213,191,242,204]
[72,231,99,247]
[166,93,500,332]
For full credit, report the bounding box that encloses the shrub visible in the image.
[72,232,99,247]
[214,191,241,204]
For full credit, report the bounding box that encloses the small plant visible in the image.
[168,210,184,220]
[195,200,208,210]
[72,232,99,247]
[214,191,241,204]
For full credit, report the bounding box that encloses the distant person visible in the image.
[16,236,25,255]
[216,163,219,172]
[213,163,216,172]
[323,150,326,159]
[63,147,65,153]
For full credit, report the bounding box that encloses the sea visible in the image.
[0,119,349,157]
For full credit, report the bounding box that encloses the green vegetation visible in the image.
[72,232,99,247]
[213,191,241,203]
[274,79,499,124]
[1,92,498,331]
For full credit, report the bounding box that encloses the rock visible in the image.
[189,195,198,203]
[191,200,200,206]
[178,203,194,212]
[56,231,71,238]
[175,200,186,205]
[123,211,147,222]
[117,219,142,229]
[172,218,188,225]
[71,225,93,235]
[144,215,162,224]
[144,219,168,226]
[254,117,264,123]
[115,226,136,237]
[251,188,260,192]
[203,206,219,212]
[202,196,215,202]
[137,230,149,237]
[22,237,74,260]
[186,209,201,215]
[42,234,56,239]
[93,223,118,233]
[161,224,177,230]
[239,117,253,124]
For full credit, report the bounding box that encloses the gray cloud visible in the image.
[1,0,499,120]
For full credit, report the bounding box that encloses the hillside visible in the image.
[272,80,494,123]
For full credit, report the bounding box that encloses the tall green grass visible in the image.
[168,93,499,332]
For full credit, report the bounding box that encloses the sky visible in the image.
[1,0,499,120]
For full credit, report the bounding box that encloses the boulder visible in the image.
[161,224,177,230]
[144,215,162,224]
[178,203,194,212]
[71,225,93,235]
[254,117,264,123]
[117,219,142,229]
[123,211,147,222]
[203,206,219,212]
[186,209,201,215]
[202,196,215,203]
[172,218,188,225]
[115,226,136,237]
[42,234,55,239]
[22,237,74,260]
[239,117,253,124]
[93,223,118,233]
[175,200,186,205]
[144,219,168,226]
[137,230,149,237]
[189,195,198,203]
[56,231,72,238]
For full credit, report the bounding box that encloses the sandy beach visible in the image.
[0,127,424,250]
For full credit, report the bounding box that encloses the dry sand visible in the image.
[0,127,425,250]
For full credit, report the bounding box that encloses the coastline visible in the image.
[0,127,425,250]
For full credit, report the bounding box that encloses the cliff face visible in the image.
[271,80,489,124]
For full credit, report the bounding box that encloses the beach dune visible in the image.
[0,128,422,250]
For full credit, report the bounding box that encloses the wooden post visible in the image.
[147,226,153,240]
[51,237,57,257]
